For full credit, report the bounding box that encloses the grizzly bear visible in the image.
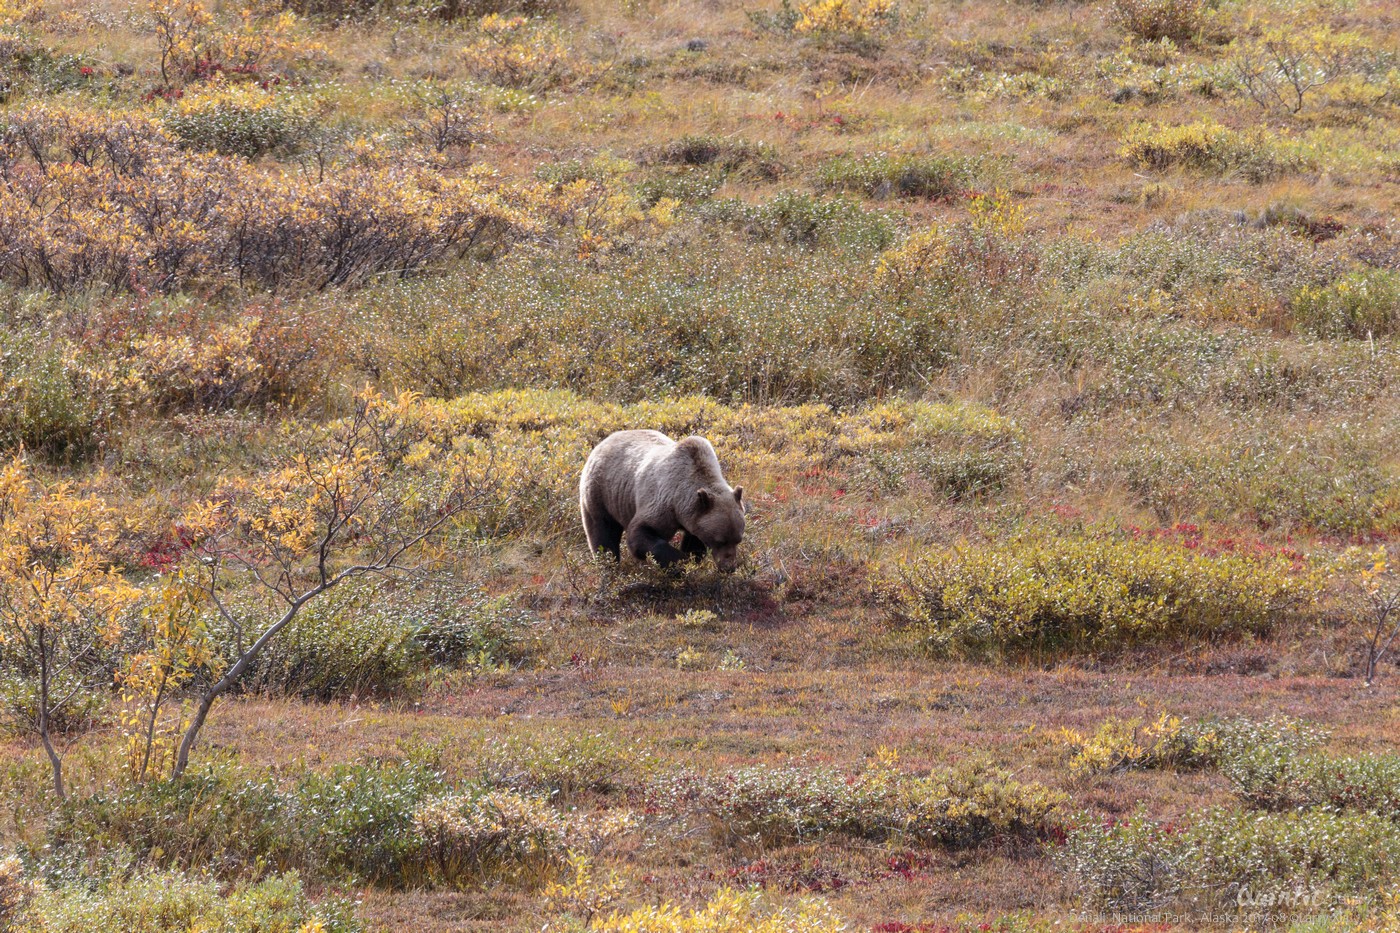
[579,430,746,572]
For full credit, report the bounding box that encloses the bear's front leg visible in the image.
[679,531,708,562]
[627,522,684,568]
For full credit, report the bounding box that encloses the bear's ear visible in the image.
[733,486,744,505]
[695,488,713,511]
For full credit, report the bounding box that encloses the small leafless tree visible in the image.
[170,390,486,776]
[406,86,487,156]
[1354,549,1400,687]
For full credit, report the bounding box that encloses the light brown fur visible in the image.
[579,430,745,571]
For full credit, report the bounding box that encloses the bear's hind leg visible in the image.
[583,509,624,561]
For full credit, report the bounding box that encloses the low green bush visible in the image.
[476,729,652,799]
[890,529,1319,655]
[700,193,897,251]
[410,581,532,670]
[654,135,783,179]
[654,758,1062,849]
[163,85,314,160]
[0,334,109,464]
[1057,808,1400,914]
[13,869,360,933]
[413,788,634,887]
[814,152,982,201]
[228,577,531,699]
[293,760,446,886]
[1223,749,1400,816]
[1291,268,1400,339]
[42,767,296,880]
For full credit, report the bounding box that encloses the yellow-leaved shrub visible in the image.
[889,528,1320,655]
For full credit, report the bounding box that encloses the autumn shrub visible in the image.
[1057,714,1188,777]
[347,390,1019,533]
[281,0,569,17]
[147,0,326,86]
[873,190,1038,303]
[794,0,897,39]
[0,854,31,931]
[893,762,1065,848]
[413,788,633,887]
[815,151,982,200]
[1119,121,1309,180]
[1108,0,1205,44]
[594,887,846,933]
[1057,808,1400,914]
[889,528,1318,655]
[1057,713,1325,777]
[12,869,360,933]
[0,104,535,293]
[460,15,590,92]
[162,81,314,158]
[116,308,329,414]
[1228,28,1389,115]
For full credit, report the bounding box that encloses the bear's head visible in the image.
[688,486,745,572]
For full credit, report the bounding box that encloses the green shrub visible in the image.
[0,335,108,464]
[239,580,425,700]
[477,729,651,799]
[410,582,533,669]
[889,529,1319,655]
[413,789,633,887]
[293,760,446,886]
[701,193,897,251]
[680,764,882,845]
[163,85,314,159]
[635,170,724,207]
[656,759,1061,849]
[233,577,529,699]
[1291,268,1400,339]
[654,135,783,179]
[814,152,982,200]
[44,759,457,887]
[14,869,360,933]
[43,768,297,879]
[1058,808,1400,914]
[1223,750,1400,816]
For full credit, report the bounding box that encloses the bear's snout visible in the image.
[712,543,741,573]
